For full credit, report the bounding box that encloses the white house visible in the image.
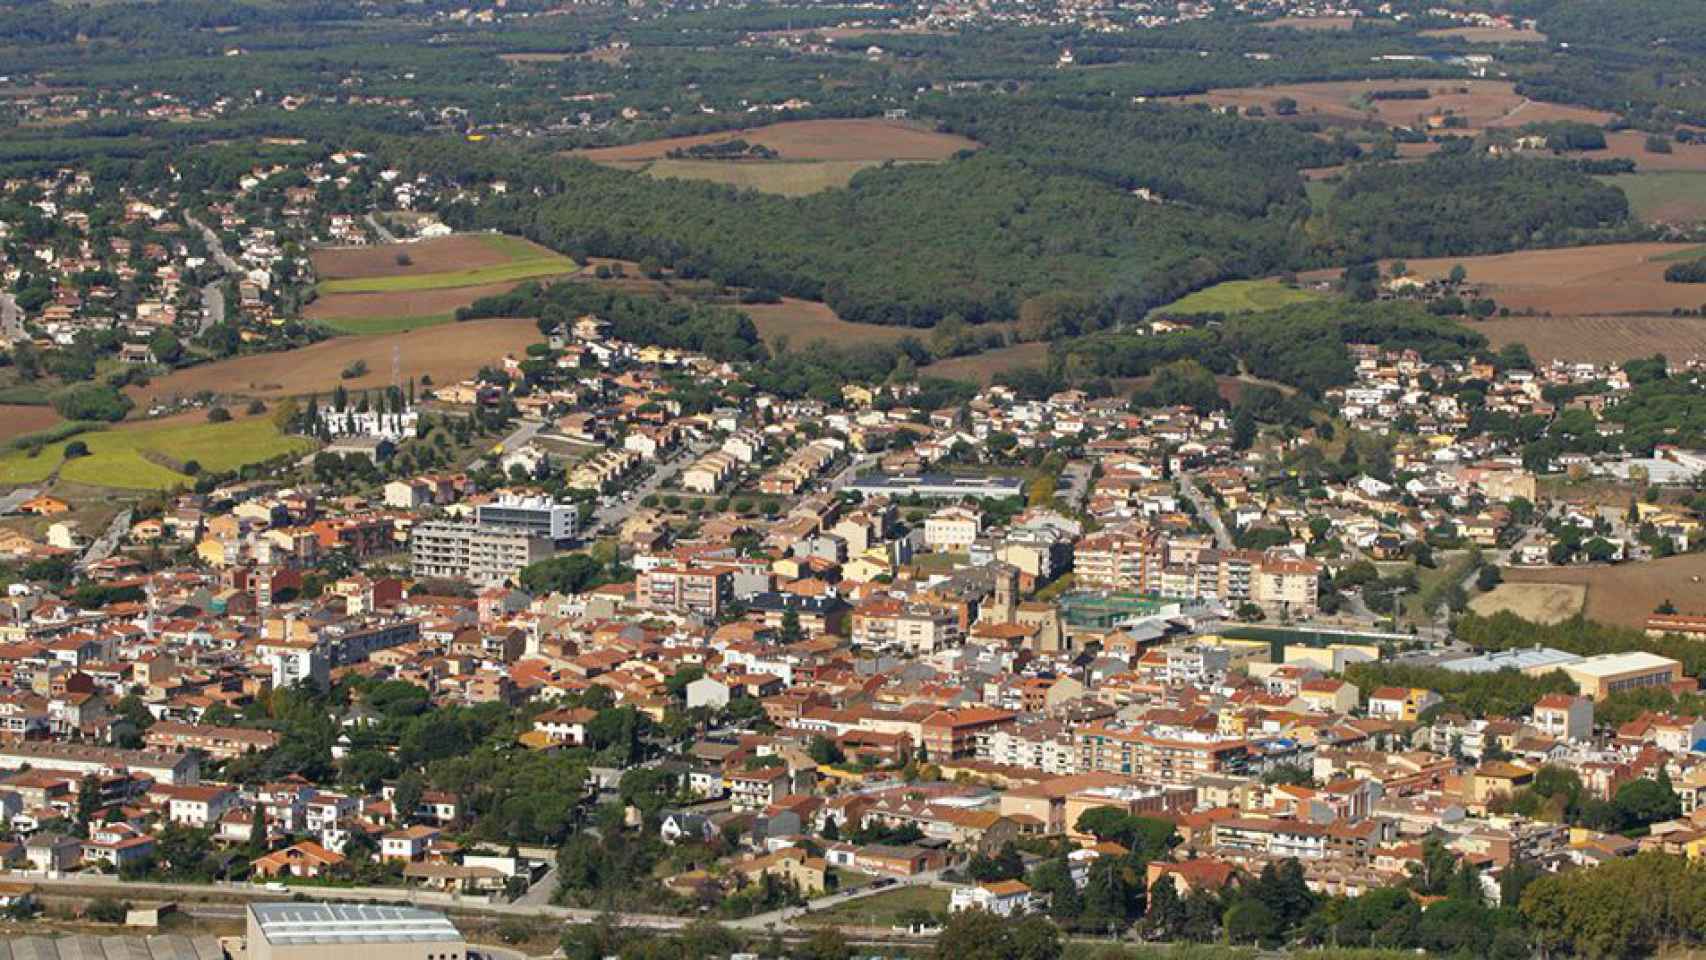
[950,880,1036,917]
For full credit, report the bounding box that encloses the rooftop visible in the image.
[249,903,463,946]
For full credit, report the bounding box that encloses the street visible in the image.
[587,439,713,534]
[366,211,400,244]
[185,213,240,274]
[0,292,22,344]
[1177,470,1233,549]
[78,509,132,570]
[198,280,225,336]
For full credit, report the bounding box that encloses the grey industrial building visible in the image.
[246,902,465,960]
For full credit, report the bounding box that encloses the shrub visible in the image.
[1665,259,1706,284]
[85,897,129,924]
[341,359,370,379]
[50,383,132,423]
[207,406,232,423]
[63,440,89,459]
[246,399,266,415]
[395,251,413,267]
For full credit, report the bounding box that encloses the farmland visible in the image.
[1152,279,1324,315]
[125,318,543,402]
[575,118,977,196]
[1479,315,1706,364]
[926,342,1049,384]
[798,885,949,928]
[1600,172,1706,224]
[1167,80,1612,136]
[741,298,918,349]
[1503,554,1706,630]
[1376,242,1706,316]
[617,158,921,197]
[307,235,577,333]
[1419,25,1548,43]
[1596,131,1706,173]
[0,413,312,491]
[1259,15,1359,31]
[0,405,62,444]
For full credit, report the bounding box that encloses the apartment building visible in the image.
[410,520,553,587]
[475,492,579,543]
[637,566,734,619]
[1075,724,1249,784]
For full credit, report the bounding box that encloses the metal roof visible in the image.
[249,903,463,946]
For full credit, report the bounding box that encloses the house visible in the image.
[82,823,156,870]
[381,825,442,861]
[24,834,81,873]
[252,841,349,879]
[734,847,828,894]
[660,811,715,846]
[950,880,1036,916]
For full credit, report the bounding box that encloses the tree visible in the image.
[797,928,851,960]
[1614,772,1681,830]
[780,608,803,643]
[393,772,425,824]
[63,440,89,459]
[932,911,1060,960]
[1223,897,1280,945]
[85,898,129,924]
[968,843,1024,883]
[1142,873,1183,939]
[1449,264,1468,285]
[1476,564,1503,592]
[207,405,232,423]
[807,735,845,767]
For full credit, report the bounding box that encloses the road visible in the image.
[366,211,399,244]
[587,439,713,534]
[469,419,548,473]
[827,453,875,493]
[1177,471,1233,549]
[78,509,131,570]
[198,280,225,336]
[0,292,22,344]
[0,488,40,516]
[730,870,947,932]
[1059,460,1092,509]
[186,212,240,274]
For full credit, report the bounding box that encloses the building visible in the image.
[637,566,733,619]
[0,742,199,785]
[845,473,1025,500]
[1532,694,1593,741]
[924,506,982,553]
[474,492,579,543]
[1561,652,1684,700]
[950,880,1035,916]
[246,903,465,960]
[410,520,552,587]
[1439,647,1585,677]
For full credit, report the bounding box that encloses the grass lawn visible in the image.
[318,252,578,294]
[1152,279,1325,316]
[319,312,456,335]
[800,885,949,927]
[0,416,314,491]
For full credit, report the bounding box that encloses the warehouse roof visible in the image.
[248,903,462,946]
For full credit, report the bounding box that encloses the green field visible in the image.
[630,158,906,197]
[1599,172,1706,224]
[318,312,456,335]
[1153,279,1325,316]
[0,416,314,490]
[317,252,579,294]
[799,885,949,927]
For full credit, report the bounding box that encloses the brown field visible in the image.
[742,299,919,349]
[1172,80,1612,133]
[1504,554,1706,628]
[1420,25,1549,43]
[1337,243,1706,316]
[311,235,548,280]
[576,118,978,164]
[1598,130,1706,173]
[1259,15,1361,31]
[1469,582,1586,624]
[304,281,526,323]
[927,342,1049,383]
[1480,315,1706,365]
[0,405,61,443]
[124,319,543,402]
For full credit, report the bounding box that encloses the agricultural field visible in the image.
[0,405,62,444]
[1383,242,1706,315]
[1259,15,1360,31]
[125,318,544,402]
[620,158,919,197]
[1469,582,1587,624]
[926,342,1049,384]
[1596,131,1706,173]
[1479,314,1706,364]
[1600,172,1706,224]
[1152,279,1325,315]
[307,235,576,334]
[1503,554,1706,629]
[0,413,312,491]
[1419,25,1549,43]
[575,118,977,196]
[1169,80,1611,135]
[741,298,919,349]
[310,235,548,281]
